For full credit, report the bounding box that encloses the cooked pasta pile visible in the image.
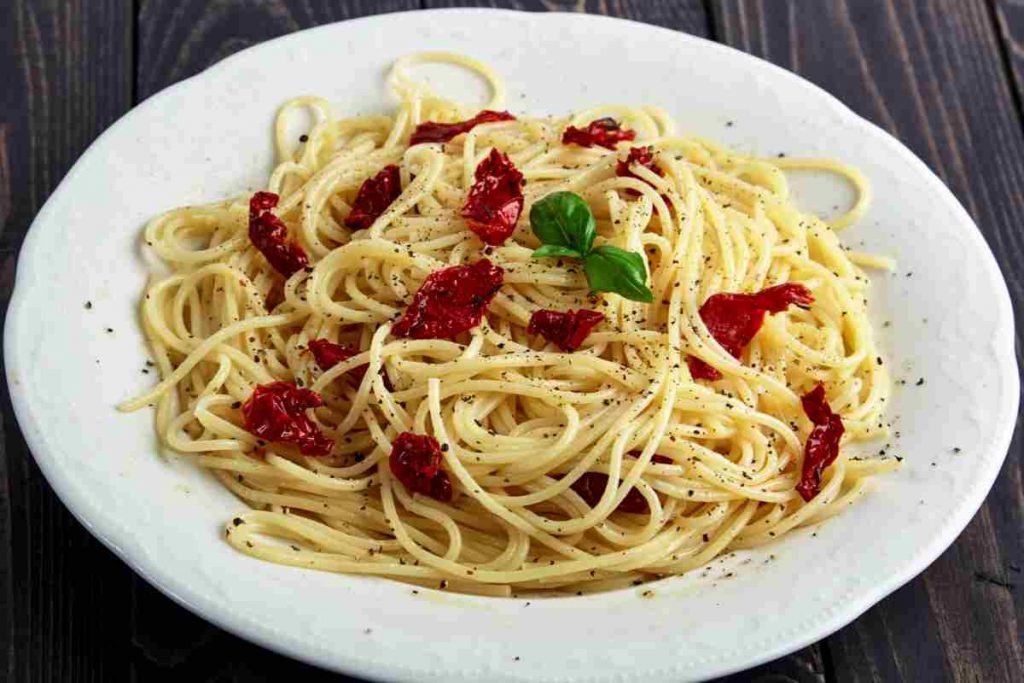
[121,52,894,596]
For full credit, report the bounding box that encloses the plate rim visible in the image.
[4,8,1019,682]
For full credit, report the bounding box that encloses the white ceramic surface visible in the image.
[4,9,1018,683]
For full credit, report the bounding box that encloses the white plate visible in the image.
[5,9,1018,682]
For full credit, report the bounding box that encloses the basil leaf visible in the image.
[532,245,583,259]
[530,192,652,302]
[530,191,596,255]
[583,245,654,303]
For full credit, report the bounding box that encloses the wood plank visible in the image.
[128,574,344,681]
[421,0,710,34]
[0,2,134,681]
[0,121,11,683]
[712,1,1024,681]
[994,0,1024,111]
[137,0,421,99]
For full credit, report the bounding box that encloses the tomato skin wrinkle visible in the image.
[389,432,453,501]
[241,381,333,456]
[562,117,636,150]
[688,283,814,380]
[392,259,504,340]
[571,472,647,513]
[308,339,368,383]
[528,309,604,351]
[796,383,845,501]
[248,192,310,277]
[409,110,516,145]
[345,165,402,229]
[462,149,525,246]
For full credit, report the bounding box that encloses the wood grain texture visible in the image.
[127,575,346,681]
[0,124,10,671]
[0,2,134,682]
[713,1,1024,681]
[995,0,1024,113]
[422,0,710,34]
[137,0,420,99]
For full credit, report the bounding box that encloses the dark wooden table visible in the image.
[2,1,1022,681]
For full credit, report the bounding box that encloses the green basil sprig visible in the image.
[529,191,654,303]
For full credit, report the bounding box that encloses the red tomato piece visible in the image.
[615,146,663,196]
[461,148,525,246]
[687,283,814,380]
[796,383,845,501]
[409,110,516,145]
[392,259,504,340]
[527,309,604,352]
[562,117,636,150]
[308,339,369,384]
[345,165,402,230]
[389,432,453,502]
[241,381,333,456]
[248,192,310,277]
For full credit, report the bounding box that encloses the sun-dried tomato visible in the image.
[241,381,333,456]
[686,359,721,381]
[249,192,310,277]
[615,146,663,197]
[571,472,647,513]
[687,283,814,381]
[309,339,396,390]
[527,309,604,352]
[308,339,369,383]
[562,117,637,150]
[392,259,504,340]
[409,110,516,146]
[389,432,453,501]
[796,383,845,502]
[461,149,525,246]
[345,165,402,230]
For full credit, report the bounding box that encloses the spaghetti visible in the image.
[120,52,895,596]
